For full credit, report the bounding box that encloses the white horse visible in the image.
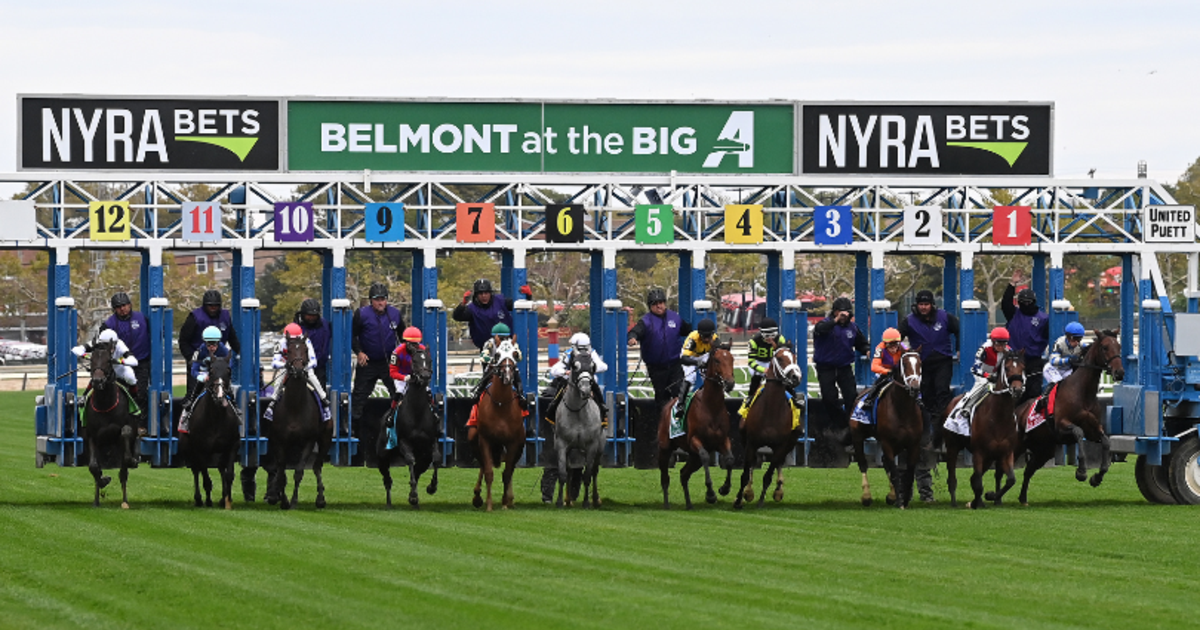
[554,352,605,508]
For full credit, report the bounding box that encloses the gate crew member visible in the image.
[1002,284,1049,404]
[813,297,869,432]
[672,318,719,431]
[628,289,691,412]
[179,289,241,397]
[351,283,405,435]
[100,292,151,435]
[453,278,532,349]
[897,289,960,503]
[945,327,1009,434]
[264,323,328,422]
[294,298,332,388]
[738,317,804,419]
[1043,321,1086,392]
[851,327,909,420]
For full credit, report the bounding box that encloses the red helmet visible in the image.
[402,326,423,342]
[989,327,1010,341]
[284,323,303,338]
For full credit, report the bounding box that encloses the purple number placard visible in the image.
[274,202,314,242]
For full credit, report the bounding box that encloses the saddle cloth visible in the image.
[850,382,890,426]
[738,387,802,430]
[668,391,699,439]
[944,405,973,437]
[1025,385,1058,432]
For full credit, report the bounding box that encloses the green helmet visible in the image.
[202,326,222,342]
[491,323,511,336]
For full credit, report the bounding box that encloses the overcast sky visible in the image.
[2,0,1197,183]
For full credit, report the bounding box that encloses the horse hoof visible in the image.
[1089,474,1104,488]
[742,487,753,501]
[121,502,130,510]
[718,485,731,497]
[409,495,419,507]
[225,498,233,510]
[733,501,744,511]
[773,490,784,502]
[1020,501,1029,507]
[426,484,437,495]
[885,495,896,507]
[316,498,326,509]
[862,497,872,507]
[99,476,112,489]
[205,499,213,508]
[1075,469,1088,482]
[984,491,997,501]
[706,493,718,505]
[472,495,484,509]
[194,499,203,508]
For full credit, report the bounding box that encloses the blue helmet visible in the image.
[202,326,222,342]
[1065,322,1085,337]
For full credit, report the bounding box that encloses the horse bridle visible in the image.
[703,347,734,392]
[1079,337,1122,375]
[897,351,922,394]
[206,358,231,408]
[564,355,595,413]
[767,348,803,387]
[989,352,1024,397]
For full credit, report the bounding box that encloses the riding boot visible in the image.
[674,380,693,424]
[740,374,763,416]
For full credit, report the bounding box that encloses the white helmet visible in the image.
[569,332,591,350]
[98,329,119,344]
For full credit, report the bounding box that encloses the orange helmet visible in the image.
[283,323,303,338]
[402,326,423,342]
[989,327,1010,341]
[882,328,901,342]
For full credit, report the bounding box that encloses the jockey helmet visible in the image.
[882,327,901,343]
[474,278,494,294]
[569,332,590,350]
[98,329,119,344]
[758,317,778,337]
[403,326,423,342]
[202,290,222,307]
[989,327,1011,341]
[202,326,222,342]
[491,323,511,336]
[1065,321,1085,337]
[368,282,388,300]
[697,319,716,335]
[110,292,131,308]
[646,288,666,305]
[284,323,303,338]
[300,298,321,316]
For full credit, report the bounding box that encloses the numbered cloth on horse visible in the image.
[1024,384,1058,432]
[850,387,886,426]
[740,386,802,429]
[668,390,699,438]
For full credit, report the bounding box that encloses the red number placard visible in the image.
[456,203,495,243]
[993,205,1031,246]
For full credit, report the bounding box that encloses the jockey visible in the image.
[73,328,140,390]
[543,332,608,424]
[739,318,802,417]
[853,328,910,416]
[178,326,230,432]
[472,323,529,413]
[389,326,427,405]
[264,323,327,421]
[948,327,1010,423]
[1043,321,1086,391]
[674,318,718,425]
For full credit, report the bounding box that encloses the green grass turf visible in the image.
[0,389,1194,630]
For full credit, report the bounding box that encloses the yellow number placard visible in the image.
[724,204,763,244]
[88,201,132,241]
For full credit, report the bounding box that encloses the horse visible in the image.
[734,346,804,510]
[377,345,440,508]
[266,334,331,510]
[1016,329,1124,505]
[472,340,526,511]
[81,340,139,508]
[942,351,1025,508]
[657,343,736,510]
[849,350,923,508]
[553,351,604,509]
[180,354,241,509]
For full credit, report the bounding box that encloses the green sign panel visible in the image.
[287,100,794,174]
[635,204,675,244]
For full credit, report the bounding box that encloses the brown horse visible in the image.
[82,340,139,508]
[657,343,736,510]
[850,350,923,508]
[1016,329,1124,505]
[472,340,526,511]
[734,346,804,510]
[943,351,1025,508]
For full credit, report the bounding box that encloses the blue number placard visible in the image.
[365,203,405,242]
[814,205,852,245]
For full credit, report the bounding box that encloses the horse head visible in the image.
[897,350,922,394]
[206,354,232,408]
[1088,329,1125,381]
[570,351,594,393]
[493,340,518,387]
[769,346,803,387]
[89,340,116,391]
[707,341,736,394]
[286,334,310,379]
[409,345,433,386]
[996,350,1026,399]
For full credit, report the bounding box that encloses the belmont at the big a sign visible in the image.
[19,96,282,171]
[801,103,1053,176]
[287,100,795,174]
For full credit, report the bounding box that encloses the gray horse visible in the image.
[554,352,604,508]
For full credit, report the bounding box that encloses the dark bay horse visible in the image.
[554,351,604,509]
[1016,329,1124,505]
[266,335,331,510]
[82,340,138,508]
[377,346,440,508]
[943,351,1025,508]
[850,350,923,508]
[658,343,736,510]
[181,354,241,509]
[734,346,804,510]
[472,341,526,511]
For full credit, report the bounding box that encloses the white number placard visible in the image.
[1143,205,1196,243]
[2,201,38,241]
[903,206,943,245]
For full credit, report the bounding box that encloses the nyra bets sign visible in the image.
[800,103,1053,176]
[20,96,281,171]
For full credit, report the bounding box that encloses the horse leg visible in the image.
[994,452,1017,505]
[1090,432,1111,488]
[734,458,752,510]
[589,451,602,509]
[502,442,520,509]
[472,464,484,509]
[118,465,130,510]
[121,424,137,468]
[718,438,734,497]
[970,455,987,510]
[88,437,103,508]
[1018,443,1053,506]
[220,457,235,510]
[313,457,326,510]
[901,445,919,509]
[481,440,496,512]
[879,442,899,507]
[1065,422,1089,482]
[192,468,204,507]
[851,426,872,507]
[658,447,673,509]
[773,464,786,503]
[557,437,570,508]
[290,462,305,510]
[202,469,214,507]
[757,462,776,508]
[946,442,960,508]
[696,445,718,505]
[380,459,393,508]
[427,442,440,495]
[679,452,702,510]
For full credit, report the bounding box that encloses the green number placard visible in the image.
[635,204,674,244]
